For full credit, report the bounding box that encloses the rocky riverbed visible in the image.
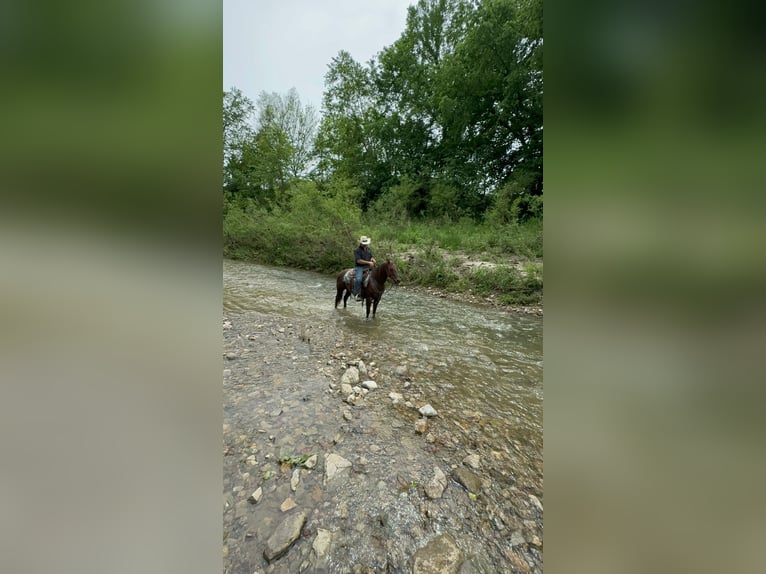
[223,309,543,574]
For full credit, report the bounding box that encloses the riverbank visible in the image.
[223,308,543,573]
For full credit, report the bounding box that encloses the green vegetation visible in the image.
[223,0,543,306]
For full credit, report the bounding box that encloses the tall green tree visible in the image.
[315,50,392,207]
[223,87,255,187]
[438,0,543,199]
[255,88,318,179]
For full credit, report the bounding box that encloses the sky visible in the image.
[224,0,414,113]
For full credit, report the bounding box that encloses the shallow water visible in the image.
[223,259,543,572]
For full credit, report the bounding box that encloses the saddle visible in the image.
[343,269,371,288]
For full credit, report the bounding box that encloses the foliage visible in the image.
[222,0,543,305]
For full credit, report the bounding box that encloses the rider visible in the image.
[353,236,375,301]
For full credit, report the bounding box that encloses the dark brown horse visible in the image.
[335,259,400,319]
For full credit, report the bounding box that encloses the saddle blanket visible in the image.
[343,269,369,287]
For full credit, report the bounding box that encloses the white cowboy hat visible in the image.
[359,236,371,246]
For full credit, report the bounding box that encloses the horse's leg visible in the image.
[372,298,379,319]
[343,288,350,308]
[335,286,343,308]
[365,297,371,319]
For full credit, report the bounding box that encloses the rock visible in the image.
[340,383,354,396]
[270,408,283,417]
[290,468,300,491]
[529,493,543,512]
[343,410,353,421]
[341,366,360,385]
[245,454,256,466]
[425,466,448,499]
[224,352,238,360]
[510,530,526,547]
[280,497,297,512]
[312,528,332,560]
[357,361,367,377]
[389,392,404,403]
[223,369,231,377]
[248,487,263,504]
[415,419,428,434]
[263,512,306,563]
[413,534,463,574]
[459,554,496,574]
[463,453,481,470]
[453,467,483,494]
[419,404,438,417]
[352,385,362,394]
[394,365,408,377]
[344,394,356,405]
[361,380,378,390]
[304,454,318,469]
[325,453,352,483]
[404,381,411,388]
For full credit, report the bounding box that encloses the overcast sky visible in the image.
[224,0,413,113]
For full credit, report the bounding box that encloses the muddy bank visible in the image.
[223,310,542,574]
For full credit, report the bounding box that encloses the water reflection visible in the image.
[223,259,542,451]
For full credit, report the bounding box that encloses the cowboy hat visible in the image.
[359,236,371,246]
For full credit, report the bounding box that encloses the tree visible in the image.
[438,0,543,199]
[255,88,318,179]
[223,87,255,187]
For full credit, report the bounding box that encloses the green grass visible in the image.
[224,192,543,306]
[364,218,542,259]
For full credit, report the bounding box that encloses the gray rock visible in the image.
[413,534,463,574]
[224,352,238,360]
[361,380,378,390]
[357,361,367,377]
[388,392,404,403]
[263,511,306,562]
[303,454,318,469]
[425,466,448,499]
[312,528,332,559]
[453,467,483,494]
[529,493,543,512]
[352,385,362,394]
[290,468,300,491]
[415,419,428,434]
[341,366,360,385]
[340,383,354,396]
[344,393,356,405]
[394,365,408,377]
[510,530,526,547]
[248,487,263,504]
[325,453,352,483]
[463,453,481,470]
[419,404,438,417]
[459,554,496,574]
[343,410,353,421]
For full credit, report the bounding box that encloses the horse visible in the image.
[335,259,401,319]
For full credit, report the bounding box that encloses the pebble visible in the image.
[463,453,481,470]
[280,497,297,512]
[418,404,438,417]
[248,487,263,504]
[361,380,378,390]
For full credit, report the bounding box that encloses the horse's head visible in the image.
[386,259,401,284]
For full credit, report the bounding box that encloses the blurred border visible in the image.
[0,1,223,573]
[546,0,766,572]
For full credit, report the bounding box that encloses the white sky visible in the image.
[224,0,414,113]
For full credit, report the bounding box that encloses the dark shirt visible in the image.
[354,245,373,267]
